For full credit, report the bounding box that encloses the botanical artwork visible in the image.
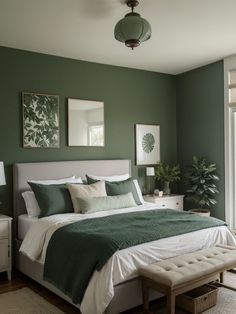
[22,92,59,148]
[142,133,155,153]
[135,124,160,165]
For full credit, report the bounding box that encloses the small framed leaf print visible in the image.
[135,124,160,165]
[22,92,59,148]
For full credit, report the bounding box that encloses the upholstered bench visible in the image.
[139,245,236,314]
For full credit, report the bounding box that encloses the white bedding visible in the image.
[20,204,236,314]
[18,214,38,240]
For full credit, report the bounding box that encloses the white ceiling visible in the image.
[1,0,236,74]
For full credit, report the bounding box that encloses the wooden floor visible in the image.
[0,269,80,314]
[0,269,164,314]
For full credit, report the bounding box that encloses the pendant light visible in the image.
[114,0,152,50]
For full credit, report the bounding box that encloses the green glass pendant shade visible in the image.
[114,12,152,49]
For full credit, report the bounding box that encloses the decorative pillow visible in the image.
[67,181,107,213]
[86,173,130,182]
[77,192,136,214]
[28,176,83,185]
[86,176,142,205]
[22,191,41,218]
[28,183,74,218]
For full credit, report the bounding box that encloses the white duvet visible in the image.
[20,204,236,314]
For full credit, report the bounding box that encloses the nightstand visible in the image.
[0,215,12,280]
[143,194,184,211]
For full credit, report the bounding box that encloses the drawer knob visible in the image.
[162,204,166,207]
[176,202,179,205]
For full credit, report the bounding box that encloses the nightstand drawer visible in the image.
[143,195,184,210]
[165,198,183,210]
[157,199,182,209]
[0,215,12,280]
[0,221,8,239]
[0,239,8,270]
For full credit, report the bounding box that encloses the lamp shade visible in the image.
[0,162,6,186]
[146,167,155,176]
[114,12,151,49]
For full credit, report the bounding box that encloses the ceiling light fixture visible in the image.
[114,0,152,50]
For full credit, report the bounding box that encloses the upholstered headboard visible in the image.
[13,159,131,237]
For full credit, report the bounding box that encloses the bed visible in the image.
[13,160,236,314]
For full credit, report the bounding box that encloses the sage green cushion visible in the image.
[86,176,142,205]
[28,182,74,218]
[77,192,136,214]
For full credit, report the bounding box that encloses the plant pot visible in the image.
[189,209,210,217]
[163,181,171,195]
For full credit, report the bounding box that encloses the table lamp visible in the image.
[146,167,155,195]
[0,161,6,206]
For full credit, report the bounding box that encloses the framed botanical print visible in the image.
[22,92,59,148]
[135,124,160,165]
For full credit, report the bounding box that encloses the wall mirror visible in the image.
[68,98,104,146]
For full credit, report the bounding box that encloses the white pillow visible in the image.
[133,179,145,204]
[28,176,83,185]
[87,173,130,182]
[22,191,41,218]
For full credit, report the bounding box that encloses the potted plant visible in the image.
[155,163,181,195]
[185,156,219,216]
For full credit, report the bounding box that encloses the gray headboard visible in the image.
[13,159,131,236]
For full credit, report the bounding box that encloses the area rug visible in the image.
[1,273,236,313]
[0,287,66,314]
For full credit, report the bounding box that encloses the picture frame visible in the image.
[22,92,60,148]
[135,124,160,165]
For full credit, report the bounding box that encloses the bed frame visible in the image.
[13,159,158,313]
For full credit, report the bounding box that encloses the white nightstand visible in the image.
[143,194,184,211]
[0,215,12,280]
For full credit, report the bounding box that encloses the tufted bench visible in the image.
[139,245,236,314]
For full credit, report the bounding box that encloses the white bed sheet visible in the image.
[18,214,38,240]
[20,204,236,314]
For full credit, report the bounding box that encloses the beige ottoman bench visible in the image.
[139,245,236,314]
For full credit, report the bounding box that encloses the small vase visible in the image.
[163,181,171,195]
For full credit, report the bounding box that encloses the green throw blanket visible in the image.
[43,209,226,304]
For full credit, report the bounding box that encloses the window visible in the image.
[225,62,236,228]
[89,124,104,146]
[229,70,236,103]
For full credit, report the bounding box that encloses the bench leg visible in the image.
[142,279,150,314]
[167,293,175,314]
[220,272,224,283]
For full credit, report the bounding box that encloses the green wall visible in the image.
[0,46,177,216]
[176,61,225,219]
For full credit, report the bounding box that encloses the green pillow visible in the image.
[77,192,136,214]
[86,176,142,205]
[28,182,74,218]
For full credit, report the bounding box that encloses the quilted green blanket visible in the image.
[43,209,226,304]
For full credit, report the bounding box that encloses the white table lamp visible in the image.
[146,167,155,194]
[0,162,6,186]
[0,162,6,206]
[146,167,155,176]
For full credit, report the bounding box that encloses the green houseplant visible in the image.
[185,156,219,215]
[155,163,181,195]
